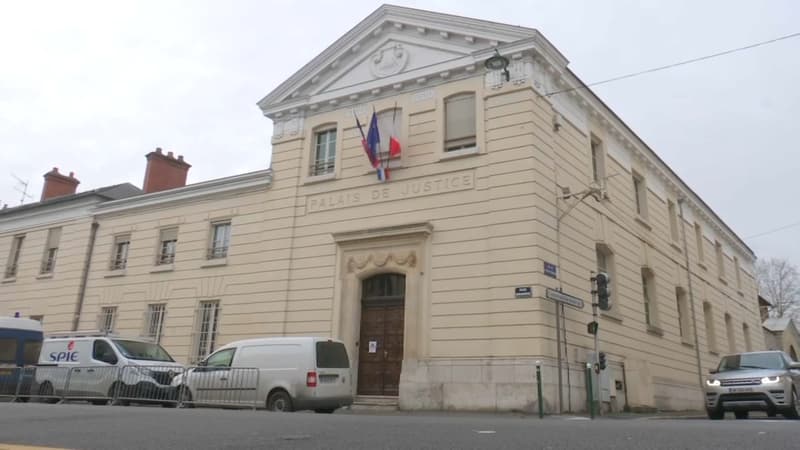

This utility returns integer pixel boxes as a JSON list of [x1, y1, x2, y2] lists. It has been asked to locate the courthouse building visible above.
[[0, 5, 763, 412]]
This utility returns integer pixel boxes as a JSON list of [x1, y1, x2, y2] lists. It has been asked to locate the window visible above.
[[596, 244, 616, 311], [144, 303, 166, 344], [193, 300, 220, 363], [667, 200, 679, 242], [641, 268, 658, 326], [632, 171, 648, 219], [111, 235, 130, 270], [23, 340, 42, 365], [703, 302, 717, 352], [311, 128, 336, 176], [0, 338, 17, 363], [743, 323, 752, 352], [715, 241, 725, 279], [694, 223, 705, 263], [157, 228, 178, 265], [5, 235, 24, 278], [40, 227, 61, 274], [208, 222, 231, 259], [204, 348, 235, 368], [92, 340, 117, 365], [734, 256, 742, 290], [444, 93, 476, 151], [590, 136, 605, 185], [99, 306, 117, 333], [725, 313, 736, 353], [676, 287, 692, 343]]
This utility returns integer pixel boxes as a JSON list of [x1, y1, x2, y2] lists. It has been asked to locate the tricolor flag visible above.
[[367, 110, 390, 181], [388, 105, 402, 158], [354, 113, 376, 168]]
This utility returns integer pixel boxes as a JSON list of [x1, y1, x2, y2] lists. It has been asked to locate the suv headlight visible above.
[[761, 376, 782, 384], [706, 379, 721, 387]]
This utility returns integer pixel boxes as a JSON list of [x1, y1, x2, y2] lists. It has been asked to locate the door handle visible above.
[[73, 369, 81, 373], [87, 369, 95, 373], [220, 377, 228, 381]]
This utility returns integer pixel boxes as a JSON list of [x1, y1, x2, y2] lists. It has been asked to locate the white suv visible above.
[[705, 351, 800, 420]]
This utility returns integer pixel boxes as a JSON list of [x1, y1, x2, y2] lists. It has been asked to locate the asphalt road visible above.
[[0, 403, 798, 450]]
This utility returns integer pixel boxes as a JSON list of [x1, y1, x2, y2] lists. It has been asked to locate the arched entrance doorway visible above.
[[358, 273, 405, 396]]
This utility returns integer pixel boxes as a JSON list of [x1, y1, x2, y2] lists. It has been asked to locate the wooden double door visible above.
[[357, 274, 405, 396]]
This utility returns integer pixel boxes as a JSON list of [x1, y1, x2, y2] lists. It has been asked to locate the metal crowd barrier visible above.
[[177, 366, 260, 410], [3, 365, 260, 410]]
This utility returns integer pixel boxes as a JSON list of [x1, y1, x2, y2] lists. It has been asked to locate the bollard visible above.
[[585, 363, 595, 420], [535, 362, 544, 419]]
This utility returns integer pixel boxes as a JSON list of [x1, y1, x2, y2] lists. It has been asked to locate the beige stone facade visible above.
[[0, 6, 763, 412]]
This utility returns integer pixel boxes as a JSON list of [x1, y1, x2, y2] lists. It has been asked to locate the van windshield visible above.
[[316, 341, 349, 368], [112, 339, 174, 362]]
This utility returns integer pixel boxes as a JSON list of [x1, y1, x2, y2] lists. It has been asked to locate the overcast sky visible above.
[[1, 0, 798, 267]]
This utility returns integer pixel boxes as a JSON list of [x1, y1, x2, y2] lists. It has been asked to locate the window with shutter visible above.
[[40, 228, 61, 274], [444, 93, 476, 152], [157, 228, 178, 265], [111, 234, 131, 270]]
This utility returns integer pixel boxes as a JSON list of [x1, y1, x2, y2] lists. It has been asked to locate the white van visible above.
[[173, 337, 353, 413], [36, 333, 183, 404]]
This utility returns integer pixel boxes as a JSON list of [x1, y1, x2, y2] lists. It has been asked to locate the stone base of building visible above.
[[397, 358, 704, 413]]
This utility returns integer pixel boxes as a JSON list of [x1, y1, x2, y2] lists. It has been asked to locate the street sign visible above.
[[515, 287, 533, 298], [545, 288, 585, 309], [544, 262, 558, 279]]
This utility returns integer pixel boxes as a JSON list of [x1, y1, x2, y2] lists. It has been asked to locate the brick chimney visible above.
[[142, 148, 191, 194], [41, 168, 80, 201]]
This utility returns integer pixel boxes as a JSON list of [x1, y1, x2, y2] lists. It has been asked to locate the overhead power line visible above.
[[545, 31, 800, 97], [745, 221, 800, 240]]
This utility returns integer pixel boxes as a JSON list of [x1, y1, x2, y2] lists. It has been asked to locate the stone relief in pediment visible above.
[[318, 39, 470, 94]]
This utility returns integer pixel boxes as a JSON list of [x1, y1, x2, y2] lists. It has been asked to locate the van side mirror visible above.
[[198, 360, 207, 367], [789, 362, 800, 370]]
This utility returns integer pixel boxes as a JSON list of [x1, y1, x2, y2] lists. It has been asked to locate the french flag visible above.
[[367, 111, 390, 181]]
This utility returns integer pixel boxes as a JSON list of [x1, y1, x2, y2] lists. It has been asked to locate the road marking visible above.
[[473, 430, 496, 434], [0, 445, 72, 450]]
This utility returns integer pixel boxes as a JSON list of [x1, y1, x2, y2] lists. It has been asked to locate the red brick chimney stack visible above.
[[41, 167, 80, 201], [142, 147, 191, 194]]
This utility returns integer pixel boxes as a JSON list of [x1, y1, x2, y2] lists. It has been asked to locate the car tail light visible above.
[[306, 371, 318, 387]]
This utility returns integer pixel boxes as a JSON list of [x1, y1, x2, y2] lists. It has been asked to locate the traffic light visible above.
[[598, 352, 607, 371], [596, 272, 611, 311], [587, 321, 598, 335]]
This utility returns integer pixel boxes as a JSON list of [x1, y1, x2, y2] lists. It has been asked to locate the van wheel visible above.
[[783, 388, 800, 419], [267, 390, 293, 412], [314, 408, 336, 414], [177, 387, 194, 408], [38, 382, 58, 404], [108, 383, 129, 406]]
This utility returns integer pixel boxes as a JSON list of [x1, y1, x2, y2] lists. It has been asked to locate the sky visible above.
[[1, 0, 798, 267]]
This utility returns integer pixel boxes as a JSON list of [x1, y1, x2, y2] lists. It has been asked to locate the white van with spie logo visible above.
[[172, 337, 353, 412], [36, 333, 183, 404]]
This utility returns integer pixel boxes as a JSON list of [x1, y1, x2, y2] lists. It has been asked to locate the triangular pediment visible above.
[[258, 4, 543, 116]]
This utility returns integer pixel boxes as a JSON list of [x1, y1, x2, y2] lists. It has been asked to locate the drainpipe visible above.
[[677, 199, 704, 394], [72, 221, 99, 331]]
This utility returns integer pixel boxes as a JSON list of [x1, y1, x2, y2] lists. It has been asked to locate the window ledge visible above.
[[709, 350, 719, 356], [104, 269, 127, 278], [670, 241, 683, 253], [303, 171, 336, 185], [634, 215, 652, 230], [201, 258, 228, 268], [601, 310, 623, 323], [681, 341, 695, 349], [646, 325, 664, 337], [718, 276, 728, 286], [1, 277, 16, 284], [697, 262, 708, 271], [151, 264, 175, 273], [35, 273, 54, 280], [439, 146, 480, 161]]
